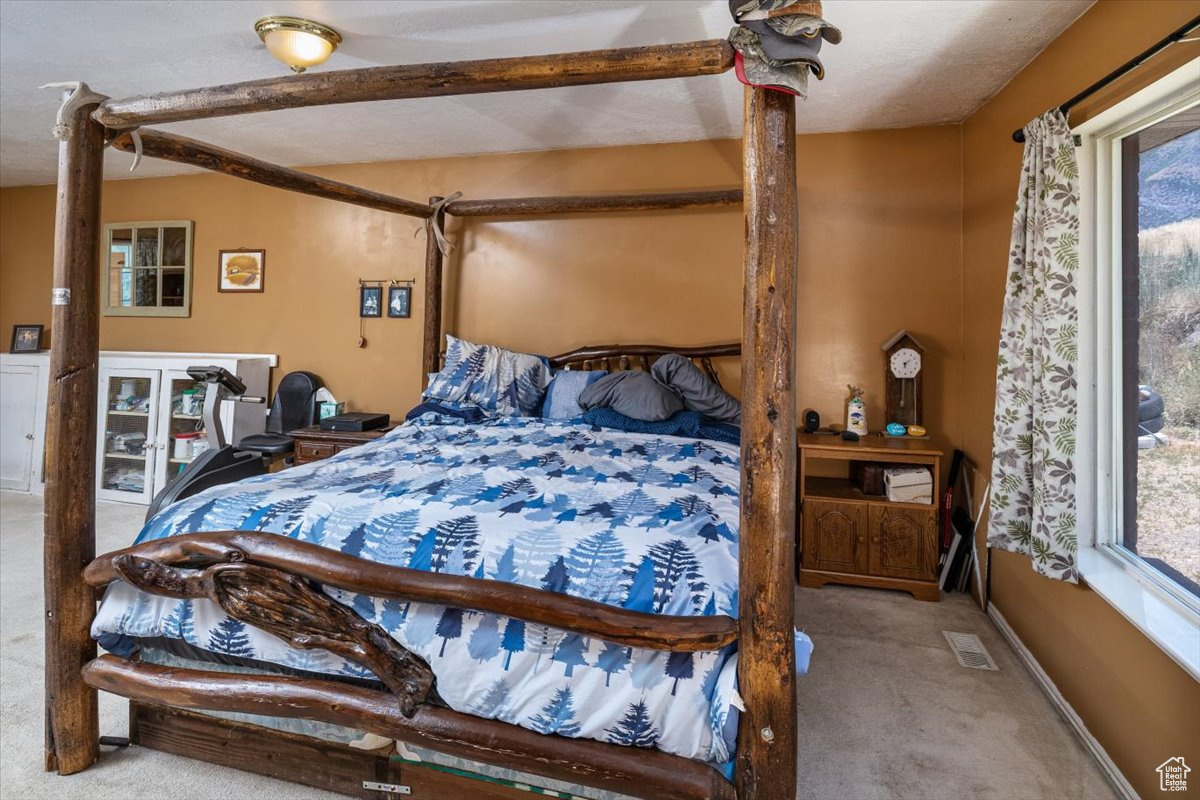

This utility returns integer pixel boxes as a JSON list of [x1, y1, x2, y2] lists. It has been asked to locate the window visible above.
[[1118, 110, 1199, 591], [103, 221, 193, 317], [1076, 61, 1199, 679]]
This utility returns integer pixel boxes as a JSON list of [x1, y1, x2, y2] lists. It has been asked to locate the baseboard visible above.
[[987, 606, 1139, 800]]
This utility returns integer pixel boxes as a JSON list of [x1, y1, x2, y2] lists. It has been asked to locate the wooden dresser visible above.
[[797, 433, 943, 601], [287, 424, 395, 465]]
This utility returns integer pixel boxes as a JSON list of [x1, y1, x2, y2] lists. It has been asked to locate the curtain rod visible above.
[[1011, 15, 1199, 143]]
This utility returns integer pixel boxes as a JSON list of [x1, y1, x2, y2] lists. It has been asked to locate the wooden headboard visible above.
[[546, 343, 740, 390]]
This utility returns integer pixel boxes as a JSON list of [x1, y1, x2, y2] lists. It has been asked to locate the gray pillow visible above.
[[651, 353, 741, 424], [577, 370, 684, 422]]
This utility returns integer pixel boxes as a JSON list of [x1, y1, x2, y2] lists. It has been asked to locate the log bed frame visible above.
[[44, 38, 798, 800]]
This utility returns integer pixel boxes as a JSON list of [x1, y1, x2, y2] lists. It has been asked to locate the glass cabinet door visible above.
[[155, 370, 210, 491], [97, 367, 160, 503]]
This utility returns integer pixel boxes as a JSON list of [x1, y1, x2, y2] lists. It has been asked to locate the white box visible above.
[[884, 467, 932, 504]]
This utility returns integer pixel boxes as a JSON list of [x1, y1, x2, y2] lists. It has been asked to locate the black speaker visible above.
[[803, 409, 820, 433]]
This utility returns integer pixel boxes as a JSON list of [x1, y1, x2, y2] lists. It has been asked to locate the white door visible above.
[[0, 366, 38, 491], [97, 367, 160, 504]]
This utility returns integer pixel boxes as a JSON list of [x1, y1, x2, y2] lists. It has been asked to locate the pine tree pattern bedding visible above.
[[424, 334, 552, 417], [92, 414, 747, 767]]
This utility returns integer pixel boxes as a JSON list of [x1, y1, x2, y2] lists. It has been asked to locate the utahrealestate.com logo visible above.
[[1158, 757, 1191, 792]]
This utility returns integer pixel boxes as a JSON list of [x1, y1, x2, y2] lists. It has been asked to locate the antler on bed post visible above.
[[112, 555, 436, 716]]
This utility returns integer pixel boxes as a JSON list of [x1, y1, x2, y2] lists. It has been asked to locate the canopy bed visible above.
[[43, 26, 810, 800]]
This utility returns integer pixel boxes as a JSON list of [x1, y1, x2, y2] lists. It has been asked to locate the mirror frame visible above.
[[102, 220, 194, 317]]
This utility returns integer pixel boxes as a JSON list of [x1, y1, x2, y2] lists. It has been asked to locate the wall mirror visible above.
[[103, 221, 194, 317]]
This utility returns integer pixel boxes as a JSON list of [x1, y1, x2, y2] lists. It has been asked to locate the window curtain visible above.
[[988, 109, 1080, 583], [134, 236, 158, 306]]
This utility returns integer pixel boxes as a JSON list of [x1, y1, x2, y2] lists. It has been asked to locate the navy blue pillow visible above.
[[581, 408, 740, 445]]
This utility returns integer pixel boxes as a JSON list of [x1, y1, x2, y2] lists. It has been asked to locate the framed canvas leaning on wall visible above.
[[9, 324, 44, 352]]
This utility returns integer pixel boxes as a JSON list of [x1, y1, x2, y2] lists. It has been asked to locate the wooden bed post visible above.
[[736, 86, 798, 799], [43, 95, 105, 774], [421, 195, 446, 387]]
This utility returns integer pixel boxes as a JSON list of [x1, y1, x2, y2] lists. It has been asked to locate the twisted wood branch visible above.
[[112, 554, 435, 716]]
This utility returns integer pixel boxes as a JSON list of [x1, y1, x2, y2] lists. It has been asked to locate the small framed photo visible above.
[[218, 249, 265, 293], [388, 285, 412, 318], [360, 286, 382, 318], [10, 324, 44, 353]]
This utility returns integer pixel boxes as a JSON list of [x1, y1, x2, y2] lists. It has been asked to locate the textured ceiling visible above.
[[0, 0, 1092, 187]]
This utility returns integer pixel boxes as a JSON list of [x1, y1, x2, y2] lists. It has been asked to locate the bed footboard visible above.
[[85, 657, 734, 800], [85, 530, 740, 800]]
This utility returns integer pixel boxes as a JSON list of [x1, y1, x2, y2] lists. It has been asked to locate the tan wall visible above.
[[0, 127, 963, 443], [961, 2, 1200, 797], [3, 4, 1197, 792]]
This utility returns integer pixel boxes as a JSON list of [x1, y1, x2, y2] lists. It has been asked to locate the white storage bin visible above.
[[884, 466, 932, 504]]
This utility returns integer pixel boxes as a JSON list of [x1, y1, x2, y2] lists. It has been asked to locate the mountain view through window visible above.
[[1128, 112, 1199, 593]]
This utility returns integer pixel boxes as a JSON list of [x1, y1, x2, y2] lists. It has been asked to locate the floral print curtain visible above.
[[134, 236, 158, 306], [988, 110, 1080, 583]]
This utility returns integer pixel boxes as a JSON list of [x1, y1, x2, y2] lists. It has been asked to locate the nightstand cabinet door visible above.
[[868, 505, 938, 581], [802, 499, 868, 574]]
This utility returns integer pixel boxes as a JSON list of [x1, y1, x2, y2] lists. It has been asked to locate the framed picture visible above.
[[10, 324, 44, 353], [360, 286, 382, 318], [218, 249, 265, 293], [387, 285, 412, 318]]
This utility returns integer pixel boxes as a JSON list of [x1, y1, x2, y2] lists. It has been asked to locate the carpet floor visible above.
[[0, 491, 1118, 799]]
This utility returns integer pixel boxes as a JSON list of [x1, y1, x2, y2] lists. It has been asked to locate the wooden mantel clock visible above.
[[883, 330, 924, 427]]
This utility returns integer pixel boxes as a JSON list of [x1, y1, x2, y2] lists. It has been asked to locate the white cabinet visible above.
[[0, 351, 274, 502], [96, 353, 274, 504], [0, 353, 50, 491], [96, 366, 161, 503]]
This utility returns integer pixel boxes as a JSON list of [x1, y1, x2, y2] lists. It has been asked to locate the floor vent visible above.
[[943, 631, 999, 671]]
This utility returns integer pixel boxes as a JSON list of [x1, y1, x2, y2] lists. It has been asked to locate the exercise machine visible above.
[[144, 365, 266, 521]]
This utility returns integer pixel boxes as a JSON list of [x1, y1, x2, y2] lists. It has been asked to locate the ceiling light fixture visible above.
[[254, 16, 342, 74]]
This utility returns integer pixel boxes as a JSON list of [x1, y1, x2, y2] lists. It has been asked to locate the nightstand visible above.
[[287, 424, 396, 465], [797, 433, 943, 601]]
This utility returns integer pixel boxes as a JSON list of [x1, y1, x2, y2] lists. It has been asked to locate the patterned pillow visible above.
[[424, 335, 551, 417], [541, 370, 607, 419]]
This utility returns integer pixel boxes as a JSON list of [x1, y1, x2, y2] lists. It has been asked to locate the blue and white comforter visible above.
[[93, 415, 746, 765]]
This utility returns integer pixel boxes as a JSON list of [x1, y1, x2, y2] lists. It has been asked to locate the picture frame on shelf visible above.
[[387, 285, 411, 318], [218, 249, 265, 293], [360, 285, 382, 318], [9, 324, 44, 353]]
